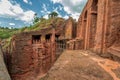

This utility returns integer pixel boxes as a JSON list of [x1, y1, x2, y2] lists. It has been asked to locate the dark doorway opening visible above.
[[45, 34, 52, 42], [55, 35, 60, 40], [32, 35, 41, 44]]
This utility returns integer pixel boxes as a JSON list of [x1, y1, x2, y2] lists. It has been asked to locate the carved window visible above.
[[55, 35, 60, 41], [32, 35, 41, 44], [45, 34, 52, 42]]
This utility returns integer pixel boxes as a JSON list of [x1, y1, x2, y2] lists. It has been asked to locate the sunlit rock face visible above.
[[64, 17, 77, 40], [0, 46, 11, 80], [10, 28, 56, 80], [2, 0, 120, 80], [74, 0, 120, 61]]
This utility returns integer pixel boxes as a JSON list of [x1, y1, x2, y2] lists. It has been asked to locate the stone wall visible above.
[[105, 0, 120, 61], [4, 0, 120, 79], [10, 28, 56, 80], [75, 0, 120, 61], [67, 39, 83, 50], [0, 45, 11, 80], [65, 17, 77, 39]]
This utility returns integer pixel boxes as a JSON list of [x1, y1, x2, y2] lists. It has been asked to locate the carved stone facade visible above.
[[7, 17, 77, 80], [3, 0, 120, 79], [10, 27, 56, 80], [75, 0, 120, 60]]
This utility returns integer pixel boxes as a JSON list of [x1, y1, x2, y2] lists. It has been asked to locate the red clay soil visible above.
[[41, 50, 120, 80]]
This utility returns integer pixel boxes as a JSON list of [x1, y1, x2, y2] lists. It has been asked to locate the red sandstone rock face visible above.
[[5, 0, 120, 79], [106, 0, 120, 48], [104, 0, 120, 61], [10, 28, 56, 80], [64, 17, 77, 39], [75, 0, 120, 61], [0, 45, 11, 80], [67, 39, 83, 50]]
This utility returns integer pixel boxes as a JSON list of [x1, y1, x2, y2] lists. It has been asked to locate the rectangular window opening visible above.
[[32, 35, 41, 44], [45, 34, 52, 42]]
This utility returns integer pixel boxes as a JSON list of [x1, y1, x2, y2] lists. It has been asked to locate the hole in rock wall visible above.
[[55, 35, 60, 40], [32, 35, 41, 44], [45, 34, 52, 42]]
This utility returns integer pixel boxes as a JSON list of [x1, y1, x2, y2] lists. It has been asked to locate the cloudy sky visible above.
[[0, 0, 87, 28]]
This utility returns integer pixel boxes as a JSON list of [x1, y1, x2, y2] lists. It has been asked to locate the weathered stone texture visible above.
[[4, 0, 120, 79], [65, 17, 77, 39], [10, 28, 56, 80], [75, 0, 120, 61], [0, 45, 11, 80], [67, 39, 83, 50], [105, 0, 120, 61]]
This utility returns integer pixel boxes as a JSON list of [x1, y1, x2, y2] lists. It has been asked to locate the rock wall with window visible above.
[[10, 27, 56, 80], [75, 0, 120, 61]]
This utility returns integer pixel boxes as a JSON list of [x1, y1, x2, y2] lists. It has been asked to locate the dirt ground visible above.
[[41, 50, 120, 80]]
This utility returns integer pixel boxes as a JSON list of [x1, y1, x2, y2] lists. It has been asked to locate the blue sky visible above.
[[0, 0, 87, 28]]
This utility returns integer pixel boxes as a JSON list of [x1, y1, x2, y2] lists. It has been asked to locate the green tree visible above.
[[33, 13, 40, 24], [49, 12, 58, 18]]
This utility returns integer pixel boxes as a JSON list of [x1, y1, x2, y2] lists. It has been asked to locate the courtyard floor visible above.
[[41, 50, 120, 80]]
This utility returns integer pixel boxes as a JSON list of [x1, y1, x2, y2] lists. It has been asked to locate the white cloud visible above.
[[20, 11, 35, 23], [53, 7, 59, 13], [70, 13, 80, 20], [43, 15, 49, 19], [63, 15, 69, 19], [0, 0, 35, 23], [29, 1, 32, 5], [51, 0, 61, 3], [41, 4, 51, 18], [9, 23, 15, 26], [43, 4, 47, 12], [23, 0, 28, 3], [41, 4, 50, 14], [51, 0, 87, 20], [0, 22, 1, 24], [23, 0, 32, 5], [59, 5, 63, 11]]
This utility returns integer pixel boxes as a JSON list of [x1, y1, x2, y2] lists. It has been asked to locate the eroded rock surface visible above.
[[43, 50, 120, 80], [0, 46, 11, 80]]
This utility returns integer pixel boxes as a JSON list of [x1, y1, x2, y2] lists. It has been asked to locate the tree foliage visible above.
[[33, 13, 40, 24], [49, 12, 58, 18]]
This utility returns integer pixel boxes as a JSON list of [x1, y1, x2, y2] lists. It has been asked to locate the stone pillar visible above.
[[84, 9, 92, 50], [51, 27, 56, 64], [51, 28, 55, 43], [102, 0, 110, 54], [94, 0, 107, 53]]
